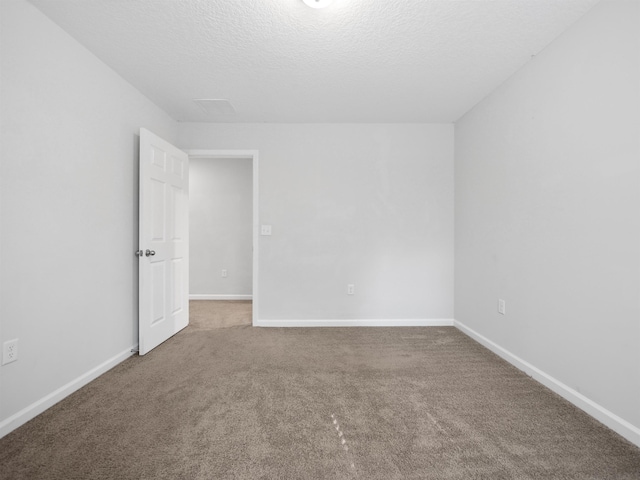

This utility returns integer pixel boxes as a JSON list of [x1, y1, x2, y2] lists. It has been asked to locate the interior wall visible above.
[[190, 157, 253, 298], [455, 0, 639, 435], [0, 0, 177, 428], [178, 124, 454, 322]]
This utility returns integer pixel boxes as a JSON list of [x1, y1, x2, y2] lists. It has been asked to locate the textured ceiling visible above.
[[28, 0, 600, 123]]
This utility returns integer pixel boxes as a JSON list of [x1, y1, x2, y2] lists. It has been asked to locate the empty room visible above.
[[1, 0, 639, 478]]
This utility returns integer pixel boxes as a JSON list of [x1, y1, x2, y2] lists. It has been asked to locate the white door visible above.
[[138, 128, 189, 355]]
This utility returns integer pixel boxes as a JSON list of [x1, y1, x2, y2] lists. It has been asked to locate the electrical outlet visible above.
[[498, 299, 506, 315], [2, 339, 18, 365], [347, 284, 355, 295], [260, 225, 272, 236], [221, 269, 228, 278]]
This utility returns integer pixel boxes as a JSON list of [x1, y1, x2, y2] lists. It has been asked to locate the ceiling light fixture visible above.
[[302, 0, 333, 9]]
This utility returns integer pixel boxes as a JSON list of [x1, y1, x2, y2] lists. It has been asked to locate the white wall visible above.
[[190, 157, 253, 298], [179, 124, 454, 323], [0, 0, 176, 432], [455, 0, 639, 442]]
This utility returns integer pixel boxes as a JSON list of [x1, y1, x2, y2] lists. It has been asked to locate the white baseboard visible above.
[[0, 345, 136, 439], [190, 294, 252, 301], [255, 319, 454, 327], [454, 320, 640, 448]]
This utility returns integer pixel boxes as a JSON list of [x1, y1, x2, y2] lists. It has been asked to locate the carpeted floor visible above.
[[189, 299, 252, 329], [1, 301, 639, 479]]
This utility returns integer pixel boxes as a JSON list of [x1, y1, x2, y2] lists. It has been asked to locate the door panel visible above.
[[139, 128, 189, 355]]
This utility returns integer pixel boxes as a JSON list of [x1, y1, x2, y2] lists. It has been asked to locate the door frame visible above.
[[186, 149, 259, 326]]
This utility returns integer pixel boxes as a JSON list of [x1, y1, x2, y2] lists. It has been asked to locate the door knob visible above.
[[145, 249, 156, 257]]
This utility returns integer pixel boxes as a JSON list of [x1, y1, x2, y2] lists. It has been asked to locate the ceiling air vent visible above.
[[193, 99, 236, 117]]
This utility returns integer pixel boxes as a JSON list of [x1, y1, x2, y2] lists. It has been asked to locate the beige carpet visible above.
[[189, 300, 252, 329], [1, 302, 639, 479]]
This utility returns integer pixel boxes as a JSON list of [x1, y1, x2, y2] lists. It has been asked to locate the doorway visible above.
[[186, 150, 259, 326]]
